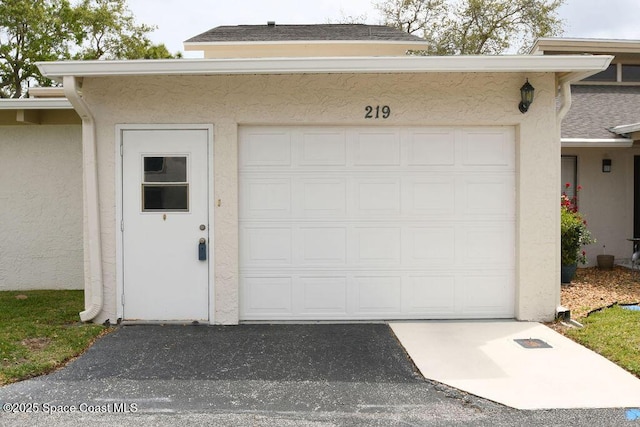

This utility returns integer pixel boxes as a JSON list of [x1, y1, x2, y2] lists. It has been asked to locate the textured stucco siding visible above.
[[0, 125, 83, 290], [81, 72, 560, 324], [561, 146, 639, 266]]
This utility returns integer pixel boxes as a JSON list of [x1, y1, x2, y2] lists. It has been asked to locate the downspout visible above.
[[556, 79, 572, 124], [63, 76, 103, 322]]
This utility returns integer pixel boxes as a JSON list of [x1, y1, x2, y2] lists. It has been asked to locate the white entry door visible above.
[[122, 129, 209, 321]]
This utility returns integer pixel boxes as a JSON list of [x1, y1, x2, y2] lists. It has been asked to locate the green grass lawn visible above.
[[2, 290, 639, 386], [566, 305, 640, 378], [0, 290, 107, 385]]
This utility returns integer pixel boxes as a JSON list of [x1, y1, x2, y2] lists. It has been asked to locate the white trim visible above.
[[206, 125, 215, 325], [609, 123, 640, 135], [561, 138, 633, 148], [36, 55, 613, 82], [115, 124, 215, 323], [531, 37, 640, 54], [536, 37, 640, 44], [115, 128, 123, 321], [0, 98, 72, 110]]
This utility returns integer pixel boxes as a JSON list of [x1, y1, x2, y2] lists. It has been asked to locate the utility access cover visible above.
[[514, 338, 552, 349]]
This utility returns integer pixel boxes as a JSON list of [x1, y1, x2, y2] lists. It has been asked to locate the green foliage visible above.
[[566, 306, 640, 378], [71, 0, 166, 60], [561, 206, 593, 265], [0, 0, 180, 98], [375, 0, 565, 54], [0, 0, 73, 98], [560, 187, 594, 265], [0, 290, 106, 385]]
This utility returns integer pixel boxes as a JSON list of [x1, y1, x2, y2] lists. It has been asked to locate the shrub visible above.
[[561, 184, 594, 265]]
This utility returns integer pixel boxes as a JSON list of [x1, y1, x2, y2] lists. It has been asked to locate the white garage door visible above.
[[239, 126, 515, 320]]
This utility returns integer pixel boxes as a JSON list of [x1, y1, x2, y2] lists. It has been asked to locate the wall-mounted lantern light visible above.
[[602, 158, 612, 173], [519, 79, 535, 114]]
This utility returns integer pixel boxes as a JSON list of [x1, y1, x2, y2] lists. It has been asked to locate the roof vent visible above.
[[267, 21, 276, 27]]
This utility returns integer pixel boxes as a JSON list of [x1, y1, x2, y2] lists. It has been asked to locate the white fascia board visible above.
[[609, 123, 640, 135], [0, 98, 72, 110], [561, 138, 633, 148], [36, 55, 613, 81], [532, 37, 640, 55]]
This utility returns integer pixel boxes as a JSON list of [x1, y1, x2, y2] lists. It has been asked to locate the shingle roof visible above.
[[562, 85, 640, 139], [185, 24, 425, 43]]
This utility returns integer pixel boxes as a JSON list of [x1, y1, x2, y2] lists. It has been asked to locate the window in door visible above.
[[142, 156, 189, 211]]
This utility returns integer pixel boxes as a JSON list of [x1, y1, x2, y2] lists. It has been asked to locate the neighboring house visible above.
[[1, 24, 611, 324], [0, 89, 83, 291], [531, 39, 640, 266]]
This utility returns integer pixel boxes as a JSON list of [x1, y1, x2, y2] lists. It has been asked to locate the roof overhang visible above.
[[531, 38, 640, 55], [609, 122, 640, 135], [561, 138, 634, 148], [0, 98, 72, 110], [37, 55, 613, 82]]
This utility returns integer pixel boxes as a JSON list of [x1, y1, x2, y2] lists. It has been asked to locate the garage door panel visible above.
[[404, 177, 456, 216], [458, 274, 515, 315], [461, 176, 515, 218], [243, 277, 293, 313], [352, 227, 402, 265], [407, 275, 456, 314], [299, 131, 347, 166], [300, 277, 348, 314], [459, 225, 515, 266], [405, 130, 456, 166], [241, 131, 292, 167], [355, 276, 402, 313], [239, 126, 515, 320], [298, 226, 347, 265], [354, 178, 401, 215], [403, 226, 456, 266], [241, 178, 292, 218], [461, 128, 515, 168], [353, 131, 401, 166], [241, 226, 292, 266], [297, 178, 347, 218]]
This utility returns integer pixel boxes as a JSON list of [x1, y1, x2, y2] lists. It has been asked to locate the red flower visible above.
[[565, 183, 571, 188]]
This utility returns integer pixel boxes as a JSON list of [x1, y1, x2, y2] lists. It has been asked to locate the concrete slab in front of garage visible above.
[[390, 320, 640, 410]]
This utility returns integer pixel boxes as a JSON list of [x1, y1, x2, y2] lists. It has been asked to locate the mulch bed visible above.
[[561, 266, 640, 319]]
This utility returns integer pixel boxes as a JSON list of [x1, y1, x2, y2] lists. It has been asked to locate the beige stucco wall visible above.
[[562, 146, 640, 265], [81, 71, 560, 324], [0, 125, 83, 290]]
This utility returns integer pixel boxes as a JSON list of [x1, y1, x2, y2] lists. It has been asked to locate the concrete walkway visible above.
[[390, 320, 640, 410]]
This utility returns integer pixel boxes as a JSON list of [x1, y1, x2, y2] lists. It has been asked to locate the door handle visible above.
[[198, 238, 207, 261]]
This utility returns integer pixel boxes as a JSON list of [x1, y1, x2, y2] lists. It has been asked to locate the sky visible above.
[[126, 0, 640, 57]]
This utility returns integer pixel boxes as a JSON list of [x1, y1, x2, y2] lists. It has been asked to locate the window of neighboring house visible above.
[[583, 64, 617, 82], [622, 64, 640, 82], [561, 155, 578, 202]]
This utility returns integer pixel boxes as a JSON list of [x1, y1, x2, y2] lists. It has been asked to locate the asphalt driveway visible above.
[[49, 324, 418, 382], [0, 324, 632, 426]]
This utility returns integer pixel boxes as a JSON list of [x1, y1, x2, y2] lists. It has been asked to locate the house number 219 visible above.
[[365, 105, 391, 119]]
